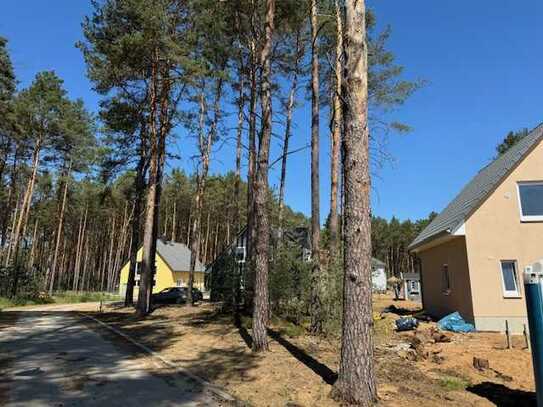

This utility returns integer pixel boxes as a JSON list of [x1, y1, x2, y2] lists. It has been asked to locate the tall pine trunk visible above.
[[278, 32, 302, 234], [252, 0, 275, 353], [234, 55, 245, 233], [137, 52, 161, 317], [329, 0, 343, 254], [125, 143, 147, 306], [188, 74, 224, 303], [48, 164, 71, 295], [6, 137, 41, 268], [333, 0, 377, 403], [188, 89, 208, 306], [309, 0, 323, 335]]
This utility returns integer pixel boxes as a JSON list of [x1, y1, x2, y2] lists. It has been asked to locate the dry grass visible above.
[[84, 296, 536, 406]]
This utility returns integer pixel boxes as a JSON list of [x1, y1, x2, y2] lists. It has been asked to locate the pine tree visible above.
[[309, 0, 323, 335], [252, 0, 275, 353], [80, 0, 194, 315], [332, 0, 377, 404]]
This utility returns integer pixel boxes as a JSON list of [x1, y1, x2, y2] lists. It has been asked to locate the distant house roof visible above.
[[409, 123, 543, 251], [157, 240, 205, 272]]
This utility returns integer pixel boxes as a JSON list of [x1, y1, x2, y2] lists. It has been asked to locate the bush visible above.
[[269, 242, 311, 324]]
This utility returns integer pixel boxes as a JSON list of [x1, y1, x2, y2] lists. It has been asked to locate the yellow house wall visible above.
[[464, 139, 543, 332], [119, 247, 206, 297], [417, 237, 475, 322]]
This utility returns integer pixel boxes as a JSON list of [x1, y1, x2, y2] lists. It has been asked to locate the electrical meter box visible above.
[[524, 259, 543, 284]]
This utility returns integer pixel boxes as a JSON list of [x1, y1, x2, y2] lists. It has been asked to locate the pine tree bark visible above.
[[1, 144, 18, 248], [188, 89, 208, 306], [5, 136, 42, 267], [252, 0, 275, 353], [245, 2, 258, 308], [125, 144, 147, 306], [72, 206, 88, 291], [189, 72, 223, 303], [278, 32, 302, 234], [137, 51, 160, 316], [106, 216, 116, 291], [171, 201, 176, 241], [137, 54, 171, 316], [329, 0, 343, 254], [27, 219, 39, 272], [309, 0, 323, 335], [48, 164, 71, 295], [234, 55, 245, 234], [332, 0, 377, 403]]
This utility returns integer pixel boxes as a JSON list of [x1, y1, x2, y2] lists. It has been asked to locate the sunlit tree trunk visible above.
[[48, 164, 71, 295], [234, 56, 245, 233], [278, 32, 302, 234], [329, 0, 343, 254], [333, 0, 377, 403], [188, 73, 223, 304], [252, 0, 275, 353], [6, 136, 42, 267], [171, 201, 176, 241], [245, 1, 258, 308], [137, 52, 170, 316], [309, 0, 323, 335], [125, 142, 147, 305]]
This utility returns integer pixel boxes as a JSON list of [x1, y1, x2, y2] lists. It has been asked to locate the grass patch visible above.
[[271, 316, 305, 338], [0, 291, 119, 310], [438, 375, 471, 391], [0, 295, 53, 310], [52, 291, 120, 304]]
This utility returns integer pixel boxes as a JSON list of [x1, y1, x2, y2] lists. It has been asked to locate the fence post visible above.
[[524, 264, 543, 407]]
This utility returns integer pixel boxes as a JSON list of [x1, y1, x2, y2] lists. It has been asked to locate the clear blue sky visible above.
[[1, 1, 542, 223]]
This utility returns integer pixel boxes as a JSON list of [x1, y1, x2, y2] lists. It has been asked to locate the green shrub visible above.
[[438, 376, 470, 391]]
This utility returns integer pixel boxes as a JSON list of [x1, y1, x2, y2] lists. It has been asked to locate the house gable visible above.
[[464, 133, 543, 330], [410, 123, 543, 251]]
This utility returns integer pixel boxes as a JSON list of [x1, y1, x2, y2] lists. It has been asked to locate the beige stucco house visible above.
[[409, 124, 543, 332]]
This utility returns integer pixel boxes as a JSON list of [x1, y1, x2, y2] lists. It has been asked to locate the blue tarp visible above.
[[437, 312, 475, 333]]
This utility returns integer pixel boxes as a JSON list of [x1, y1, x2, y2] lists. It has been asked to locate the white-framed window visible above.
[[235, 246, 246, 264], [500, 260, 521, 298], [517, 182, 543, 222], [176, 279, 184, 287], [442, 264, 451, 294]]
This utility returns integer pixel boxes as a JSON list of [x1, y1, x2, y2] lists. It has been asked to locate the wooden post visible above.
[[506, 320, 512, 349], [524, 323, 530, 351]]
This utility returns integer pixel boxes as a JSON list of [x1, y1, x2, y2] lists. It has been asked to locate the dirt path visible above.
[[0, 307, 226, 406]]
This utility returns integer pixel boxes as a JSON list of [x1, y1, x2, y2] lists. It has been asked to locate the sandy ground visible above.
[[7, 296, 536, 406], [0, 308, 228, 406]]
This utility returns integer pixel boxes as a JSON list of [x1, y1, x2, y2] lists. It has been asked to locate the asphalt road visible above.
[[0, 307, 223, 406]]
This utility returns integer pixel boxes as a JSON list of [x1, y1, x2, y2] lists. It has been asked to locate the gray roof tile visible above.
[[157, 240, 205, 272], [409, 124, 543, 250]]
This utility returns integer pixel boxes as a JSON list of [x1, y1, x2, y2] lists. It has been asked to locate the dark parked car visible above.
[[185, 287, 203, 302], [152, 287, 203, 304], [152, 287, 187, 304]]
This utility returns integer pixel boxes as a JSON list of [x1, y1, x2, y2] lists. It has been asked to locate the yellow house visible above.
[[410, 124, 543, 332], [119, 240, 206, 298]]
